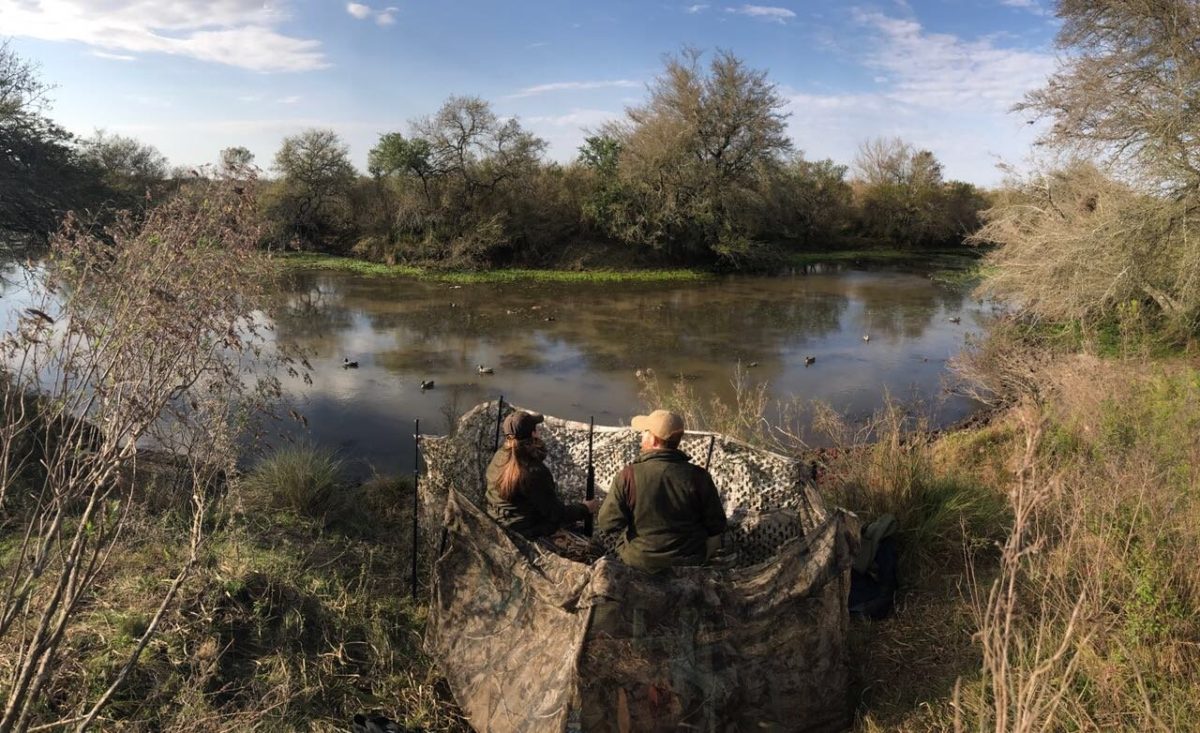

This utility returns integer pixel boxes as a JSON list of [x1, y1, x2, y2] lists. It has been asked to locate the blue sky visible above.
[[1, 0, 1060, 185]]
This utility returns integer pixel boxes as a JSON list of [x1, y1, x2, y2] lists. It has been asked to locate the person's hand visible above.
[[583, 499, 601, 514]]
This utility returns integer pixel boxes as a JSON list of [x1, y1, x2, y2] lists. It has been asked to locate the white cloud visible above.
[[507, 80, 641, 99], [1000, 0, 1049, 15], [685, 4, 710, 13], [783, 12, 1056, 184], [277, 95, 302, 105], [725, 5, 796, 22], [0, 0, 327, 72], [345, 2, 398, 26], [524, 109, 619, 128], [853, 11, 1054, 111], [346, 3, 372, 19], [91, 50, 137, 61], [376, 7, 398, 26]]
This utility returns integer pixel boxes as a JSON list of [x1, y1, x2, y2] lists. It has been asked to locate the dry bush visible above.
[[973, 162, 1200, 339], [0, 177, 293, 732], [635, 364, 778, 449], [952, 357, 1200, 731]]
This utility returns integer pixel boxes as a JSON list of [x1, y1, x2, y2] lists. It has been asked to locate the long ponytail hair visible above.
[[496, 435, 546, 500]]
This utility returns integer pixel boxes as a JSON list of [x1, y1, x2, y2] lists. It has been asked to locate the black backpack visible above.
[[848, 514, 899, 620]]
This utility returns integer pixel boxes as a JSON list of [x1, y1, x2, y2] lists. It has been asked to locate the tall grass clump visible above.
[[813, 401, 1008, 580], [240, 444, 350, 522], [951, 352, 1200, 732]]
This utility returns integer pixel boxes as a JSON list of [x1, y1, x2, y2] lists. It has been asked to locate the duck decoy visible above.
[[544, 316, 556, 322], [862, 334, 871, 342], [949, 316, 961, 324], [477, 365, 494, 375], [804, 356, 816, 366], [420, 380, 434, 390], [747, 361, 759, 368], [343, 358, 359, 369]]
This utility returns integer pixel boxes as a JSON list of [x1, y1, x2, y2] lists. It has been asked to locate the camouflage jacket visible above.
[[484, 448, 589, 539], [596, 448, 727, 573]]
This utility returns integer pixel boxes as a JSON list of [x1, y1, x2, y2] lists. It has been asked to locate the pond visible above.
[[267, 262, 995, 477]]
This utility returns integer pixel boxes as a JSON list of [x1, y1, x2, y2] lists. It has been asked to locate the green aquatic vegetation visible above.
[[272, 252, 709, 283]]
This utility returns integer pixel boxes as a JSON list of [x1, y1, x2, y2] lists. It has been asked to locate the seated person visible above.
[[596, 409, 728, 572], [485, 411, 599, 539]]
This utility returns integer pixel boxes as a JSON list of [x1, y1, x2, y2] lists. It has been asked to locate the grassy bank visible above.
[[18, 325, 1198, 731], [636, 346, 1200, 731], [272, 247, 982, 284], [271, 251, 711, 283], [10, 449, 462, 731]]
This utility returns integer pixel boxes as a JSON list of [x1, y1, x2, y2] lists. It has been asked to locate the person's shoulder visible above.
[[685, 462, 715, 484]]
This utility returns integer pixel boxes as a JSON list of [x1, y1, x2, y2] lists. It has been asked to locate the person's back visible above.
[[485, 411, 597, 539], [597, 410, 727, 573]]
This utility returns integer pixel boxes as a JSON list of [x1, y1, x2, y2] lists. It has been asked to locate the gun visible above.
[[584, 416, 595, 536], [704, 434, 716, 471], [411, 418, 420, 600], [493, 395, 504, 451]]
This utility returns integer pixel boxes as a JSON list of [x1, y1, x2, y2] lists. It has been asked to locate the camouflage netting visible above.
[[421, 402, 859, 733]]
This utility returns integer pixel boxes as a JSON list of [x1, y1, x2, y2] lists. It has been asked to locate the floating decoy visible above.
[[477, 365, 494, 375], [544, 316, 556, 322], [805, 356, 816, 366], [747, 361, 759, 368], [420, 380, 434, 390], [949, 316, 961, 324], [862, 334, 871, 342], [342, 358, 359, 369]]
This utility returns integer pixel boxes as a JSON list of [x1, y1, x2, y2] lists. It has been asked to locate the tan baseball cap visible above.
[[631, 409, 685, 440]]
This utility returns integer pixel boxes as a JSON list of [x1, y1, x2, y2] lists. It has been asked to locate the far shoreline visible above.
[[270, 246, 983, 284]]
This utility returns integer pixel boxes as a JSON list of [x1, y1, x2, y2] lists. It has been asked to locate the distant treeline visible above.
[[2, 44, 990, 270]]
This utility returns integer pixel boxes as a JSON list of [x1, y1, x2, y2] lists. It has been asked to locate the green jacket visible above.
[[484, 448, 589, 539], [596, 448, 727, 573]]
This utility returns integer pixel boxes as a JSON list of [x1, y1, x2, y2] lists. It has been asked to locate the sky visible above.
[[0, 0, 1062, 185]]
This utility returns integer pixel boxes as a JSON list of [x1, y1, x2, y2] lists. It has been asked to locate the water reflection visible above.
[[265, 267, 991, 477]]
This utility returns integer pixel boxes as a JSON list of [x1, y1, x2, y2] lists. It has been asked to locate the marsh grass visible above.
[[32, 450, 464, 732], [239, 443, 349, 523], [273, 251, 710, 283]]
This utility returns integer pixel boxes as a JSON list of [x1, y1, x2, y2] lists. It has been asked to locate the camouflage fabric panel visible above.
[[575, 511, 858, 733], [425, 490, 592, 733], [421, 402, 831, 564]]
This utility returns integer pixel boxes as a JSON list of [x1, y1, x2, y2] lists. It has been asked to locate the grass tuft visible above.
[[239, 444, 350, 523]]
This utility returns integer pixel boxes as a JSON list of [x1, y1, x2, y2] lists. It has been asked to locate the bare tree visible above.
[[1021, 0, 1200, 193], [0, 177, 291, 732]]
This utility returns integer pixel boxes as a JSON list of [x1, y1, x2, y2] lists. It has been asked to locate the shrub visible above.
[[240, 445, 351, 522]]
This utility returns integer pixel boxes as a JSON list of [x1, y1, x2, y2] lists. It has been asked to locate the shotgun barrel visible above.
[[704, 434, 716, 471], [493, 396, 504, 452], [584, 416, 595, 536], [411, 418, 420, 600]]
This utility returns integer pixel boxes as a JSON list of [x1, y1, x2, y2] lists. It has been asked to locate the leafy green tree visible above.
[[0, 42, 107, 245], [267, 128, 357, 250], [218, 146, 256, 179], [599, 48, 792, 263], [78, 130, 171, 206], [578, 135, 621, 175], [852, 138, 976, 247], [364, 97, 548, 267], [761, 155, 854, 245]]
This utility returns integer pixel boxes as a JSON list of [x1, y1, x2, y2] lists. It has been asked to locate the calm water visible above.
[[265, 264, 995, 476]]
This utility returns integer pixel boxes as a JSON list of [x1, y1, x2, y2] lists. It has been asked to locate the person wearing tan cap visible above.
[[596, 409, 727, 572], [485, 410, 601, 540]]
